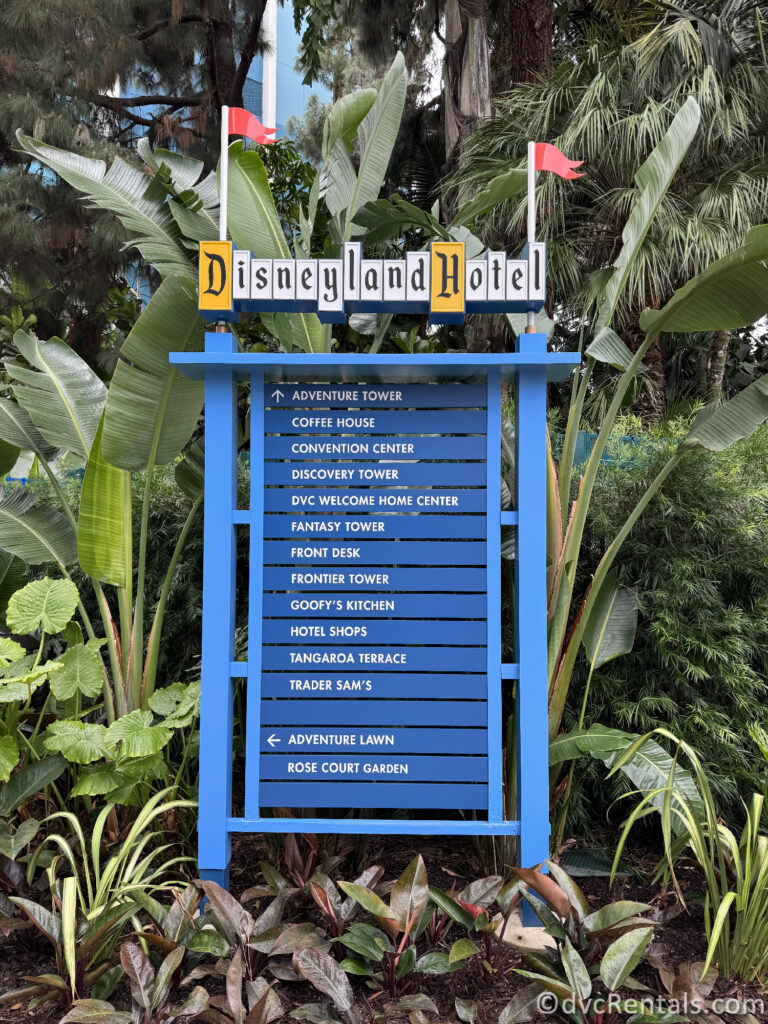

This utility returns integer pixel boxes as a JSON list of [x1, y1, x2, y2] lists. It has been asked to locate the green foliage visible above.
[[501, 862, 656, 1023], [612, 730, 768, 986], [62, 943, 209, 1024], [11, 789, 192, 1003], [570, 426, 768, 822]]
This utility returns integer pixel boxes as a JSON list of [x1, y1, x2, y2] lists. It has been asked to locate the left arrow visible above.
[[267, 733, 281, 747]]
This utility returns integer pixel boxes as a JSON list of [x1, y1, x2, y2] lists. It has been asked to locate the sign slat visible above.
[[261, 754, 487, 782], [261, 646, 487, 671], [265, 463, 486, 486], [263, 567, 486, 591], [259, 781, 488, 810], [265, 410, 486, 433], [263, 541, 487, 566], [264, 620, 485, 644], [260, 726, 487, 753], [263, 516, 487, 540], [264, 489, 487, 512], [264, 383, 487, 408], [265, 437, 487, 460], [263, 594, 487, 616], [261, 673, 488, 699], [259, 699, 487, 727]]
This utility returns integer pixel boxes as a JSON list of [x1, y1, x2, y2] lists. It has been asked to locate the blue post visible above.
[[486, 369, 503, 823], [245, 372, 265, 820], [515, 334, 551, 921], [198, 332, 238, 889]]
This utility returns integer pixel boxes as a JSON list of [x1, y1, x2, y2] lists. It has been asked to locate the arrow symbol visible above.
[[267, 733, 281, 747], [271, 388, 284, 403]]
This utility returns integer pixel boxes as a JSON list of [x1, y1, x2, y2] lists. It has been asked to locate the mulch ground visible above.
[[2, 832, 766, 1024]]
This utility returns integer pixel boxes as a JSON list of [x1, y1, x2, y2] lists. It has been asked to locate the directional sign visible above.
[[263, 515, 487, 540], [265, 436, 486, 460], [259, 380, 490, 809], [264, 488, 487, 512], [265, 410, 485, 434], [264, 383, 488, 408]]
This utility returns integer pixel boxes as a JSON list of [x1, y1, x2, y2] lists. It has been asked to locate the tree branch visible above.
[[136, 12, 204, 41], [102, 93, 204, 108]]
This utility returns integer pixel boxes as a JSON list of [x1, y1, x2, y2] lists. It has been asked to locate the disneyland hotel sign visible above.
[[198, 240, 545, 324]]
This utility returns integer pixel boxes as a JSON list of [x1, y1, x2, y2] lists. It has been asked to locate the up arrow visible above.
[[267, 733, 281, 747], [271, 388, 284, 403]]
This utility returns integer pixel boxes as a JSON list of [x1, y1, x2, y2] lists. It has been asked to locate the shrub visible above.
[[567, 424, 768, 826]]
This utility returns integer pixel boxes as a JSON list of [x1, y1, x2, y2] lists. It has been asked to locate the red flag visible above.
[[534, 143, 583, 179], [227, 107, 277, 145]]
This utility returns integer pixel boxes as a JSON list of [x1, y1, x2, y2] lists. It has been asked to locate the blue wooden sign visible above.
[[169, 341, 580, 891]]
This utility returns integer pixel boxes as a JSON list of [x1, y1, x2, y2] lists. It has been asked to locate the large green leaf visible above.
[[0, 734, 20, 783], [582, 572, 638, 670], [0, 440, 19, 476], [6, 577, 78, 634], [390, 855, 429, 933], [7, 332, 106, 459], [450, 167, 527, 229], [16, 132, 193, 280], [43, 721, 108, 764], [549, 724, 705, 825], [105, 710, 172, 757], [102, 277, 204, 470], [680, 374, 768, 452], [0, 490, 76, 566], [323, 88, 378, 155], [0, 755, 66, 815], [0, 399, 60, 460], [599, 926, 653, 991], [342, 51, 407, 238], [78, 414, 131, 586], [0, 551, 28, 624], [352, 197, 449, 245], [295, 948, 354, 1013], [228, 144, 290, 259], [585, 327, 637, 371], [596, 97, 701, 330], [50, 641, 105, 701], [640, 225, 768, 335], [228, 147, 326, 353], [175, 438, 204, 500]]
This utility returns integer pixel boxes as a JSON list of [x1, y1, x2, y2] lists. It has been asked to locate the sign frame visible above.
[[170, 338, 580, 890]]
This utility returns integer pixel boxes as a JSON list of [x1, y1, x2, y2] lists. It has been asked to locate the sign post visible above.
[[171, 342, 580, 893]]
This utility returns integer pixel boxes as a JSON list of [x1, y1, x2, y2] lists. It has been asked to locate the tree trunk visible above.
[[443, 0, 492, 167], [623, 319, 666, 425], [694, 346, 709, 398], [493, 0, 553, 90], [203, 0, 237, 107], [707, 330, 730, 400]]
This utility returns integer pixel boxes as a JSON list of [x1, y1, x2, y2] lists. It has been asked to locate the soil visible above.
[[1, 834, 766, 1024]]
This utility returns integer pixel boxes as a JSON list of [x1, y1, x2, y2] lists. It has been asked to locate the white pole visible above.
[[219, 105, 229, 242], [526, 140, 536, 332]]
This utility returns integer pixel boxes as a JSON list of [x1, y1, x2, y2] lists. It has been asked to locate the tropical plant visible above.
[[453, 0, 768, 413], [188, 879, 327, 985], [500, 862, 658, 1023], [611, 729, 768, 986], [0, 573, 200, 805], [567, 423, 768, 827], [61, 942, 209, 1024], [8, 789, 192, 1004]]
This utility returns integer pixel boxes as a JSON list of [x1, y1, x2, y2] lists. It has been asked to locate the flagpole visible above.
[[526, 140, 536, 333], [219, 105, 229, 242]]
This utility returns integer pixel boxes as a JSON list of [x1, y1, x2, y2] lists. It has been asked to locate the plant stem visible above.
[[129, 465, 155, 710], [141, 494, 202, 704]]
